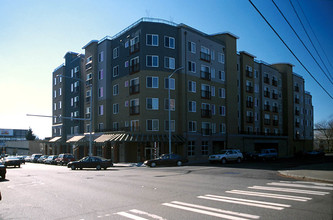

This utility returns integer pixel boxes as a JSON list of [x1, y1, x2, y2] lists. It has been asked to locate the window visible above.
[[188, 61, 196, 73], [113, 84, 119, 96], [164, 99, 175, 111], [113, 65, 119, 77], [58, 101, 62, 109], [146, 98, 159, 110], [54, 103, 56, 111], [131, 120, 140, 132], [219, 106, 226, 116], [146, 76, 159, 88], [146, 55, 159, 67], [58, 88, 62, 96], [71, 98, 73, 106], [54, 77, 57, 85], [211, 50, 215, 61], [212, 123, 216, 134], [164, 78, 175, 90], [188, 141, 195, 156], [125, 61, 129, 68], [219, 71, 225, 81], [164, 36, 175, 49], [219, 88, 225, 98], [188, 41, 196, 53], [125, 40, 129, 48], [98, 69, 104, 80], [211, 104, 215, 115], [86, 56, 92, 63], [218, 52, 225, 63], [220, 123, 226, 134], [211, 86, 215, 96], [188, 81, 196, 93], [113, 122, 119, 131], [98, 51, 104, 62], [113, 103, 119, 114], [147, 119, 159, 131], [98, 105, 104, 115], [113, 47, 119, 59], [98, 87, 103, 98], [146, 34, 158, 46], [188, 121, 197, 132], [164, 57, 175, 69], [54, 90, 56, 98], [188, 101, 196, 112], [201, 141, 209, 155], [255, 84, 259, 93], [165, 120, 175, 132]]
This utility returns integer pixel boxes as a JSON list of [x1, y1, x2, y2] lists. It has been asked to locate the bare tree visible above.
[[315, 119, 333, 152]]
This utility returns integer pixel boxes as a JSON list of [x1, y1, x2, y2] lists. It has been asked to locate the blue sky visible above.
[[0, 0, 332, 139]]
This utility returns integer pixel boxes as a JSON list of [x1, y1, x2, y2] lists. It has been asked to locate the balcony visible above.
[[272, 93, 278, 99], [264, 91, 270, 98], [246, 85, 254, 93], [264, 77, 270, 84], [246, 101, 254, 108], [295, 98, 300, 104], [272, 106, 278, 113], [86, 79, 92, 86], [129, 63, 140, 74], [295, 109, 300, 116], [201, 128, 212, 136], [85, 97, 91, 102], [295, 86, 300, 92], [129, 84, 140, 95], [295, 122, 300, 128], [201, 90, 211, 99], [272, 79, 278, 86], [246, 116, 254, 123], [85, 62, 92, 70], [200, 52, 211, 62], [246, 70, 253, 78], [273, 120, 279, 126], [264, 104, 270, 111], [200, 71, 211, 81], [130, 42, 140, 54], [129, 106, 140, 115], [264, 119, 271, 125], [201, 109, 212, 118]]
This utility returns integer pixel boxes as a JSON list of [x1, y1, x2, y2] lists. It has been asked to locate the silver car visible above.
[[209, 149, 243, 164]]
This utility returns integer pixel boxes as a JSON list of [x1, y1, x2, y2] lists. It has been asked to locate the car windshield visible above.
[[218, 150, 228, 154]]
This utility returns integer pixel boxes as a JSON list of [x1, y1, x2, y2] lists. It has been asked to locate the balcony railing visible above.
[[264, 104, 270, 111], [200, 52, 211, 62], [246, 70, 253, 78], [201, 90, 211, 99], [264, 91, 270, 98], [272, 79, 278, 86], [264, 119, 271, 125], [246, 101, 254, 108], [85, 62, 92, 70], [129, 63, 140, 74], [295, 86, 300, 92], [246, 86, 253, 93], [264, 77, 270, 84], [130, 42, 140, 54], [295, 98, 300, 104], [200, 71, 211, 81], [129, 84, 140, 95], [86, 97, 91, 102], [201, 109, 212, 118], [295, 109, 300, 116], [201, 128, 212, 136], [129, 106, 140, 115], [246, 116, 254, 123], [239, 130, 287, 136]]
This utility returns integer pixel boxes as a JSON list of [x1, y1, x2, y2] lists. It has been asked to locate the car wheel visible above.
[[221, 158, 227, 164], [151, 162, 156, 167], [1, 174, 5, 180], [237, 157, 241, 163], [104, 167, 107, 170], [71, 165, 76, 170], [96, 165, 101, 170], [177, 161, 182, 166]]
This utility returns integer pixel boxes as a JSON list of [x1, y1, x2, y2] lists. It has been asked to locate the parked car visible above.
[[31, 154, 42, 163], [56, 153, 75, 166], [144, 154, 188, 167], [37, 155, 49, 163], [254, 148, 278, 161], [67, 156, 113, 170], [0, 162, 6, 179], [1, 156, 22, 168], [17, 156, 26, 164], [304, 150, 325, 159], [25, 156, 32, 162], [45, 155, 58, 165], [209, 149, 243, 164]]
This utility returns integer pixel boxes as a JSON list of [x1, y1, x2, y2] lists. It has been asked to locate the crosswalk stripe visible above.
[[226, 190, 312, 201], [198, 195, 289, 210], [129, 210, 166, 220], [163, 202, 255, 220], [116, 211, 148, 220], [249, 186, 329, 195], [267, 182, 333, 190], [280, 181, 333, 187]]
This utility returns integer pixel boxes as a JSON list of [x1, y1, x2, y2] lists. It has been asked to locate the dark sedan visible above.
[[144, 154, 188, 167], [0, 162, 6, 179], [67, 156, 113, 170], [1, 156, 22, 168]]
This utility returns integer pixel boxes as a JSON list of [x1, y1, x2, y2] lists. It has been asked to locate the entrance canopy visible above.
[[94, 133, 185, 143], [66, 135, 85, 144], [49, 136, 62, 143]]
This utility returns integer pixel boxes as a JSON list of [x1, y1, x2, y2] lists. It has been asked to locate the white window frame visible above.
[[188, 81, 196, 93], [113, 65, 119, 77], [146, 34, 159, 46], [113, 47, 119, 59], [113, 84, 119, 96], [188, 121, 197, 132], [164, 120, 175, 132], [164, 78, 175, 90], [146, 55, 159, 67], [164, 57, 175, 70], [188, 41, 196, 53], [146, 76, 159, 88], [164, 36, 175, 49], [188, 101, 196, 112], [146, 98, 159, 110], [147, 119, 159, 131], [188, 61, 196, 73], [113, 103, 119, 114]]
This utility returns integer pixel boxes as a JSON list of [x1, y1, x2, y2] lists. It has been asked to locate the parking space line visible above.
[[226, 190, 312, 201], [249, 186, 330, 195]]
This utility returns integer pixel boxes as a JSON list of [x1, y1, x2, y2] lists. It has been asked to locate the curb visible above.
[[278, 171, 333, 184]]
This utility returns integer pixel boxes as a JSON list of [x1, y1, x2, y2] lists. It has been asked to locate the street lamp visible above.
[[168, 67, 184, 155], [57, 74, 93, 157]]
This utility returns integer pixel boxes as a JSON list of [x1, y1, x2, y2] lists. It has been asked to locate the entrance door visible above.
[[145, 142, 159, 160]]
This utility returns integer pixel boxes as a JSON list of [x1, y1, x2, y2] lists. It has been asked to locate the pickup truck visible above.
[[254, 148, 278, 161]]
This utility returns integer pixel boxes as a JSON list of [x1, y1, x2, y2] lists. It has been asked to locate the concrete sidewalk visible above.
[[279, 162, 333, 183]]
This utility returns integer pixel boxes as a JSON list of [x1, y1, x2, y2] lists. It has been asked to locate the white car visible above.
[[209, 149, 243, 164]]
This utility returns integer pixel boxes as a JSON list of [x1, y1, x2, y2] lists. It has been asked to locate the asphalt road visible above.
[[0, 162, 332, 220]]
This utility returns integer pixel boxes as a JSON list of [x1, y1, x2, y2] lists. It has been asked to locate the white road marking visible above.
[[249, 186, 330, 195], [130, 209, 166, 220], [267, 182, 333, 190], [163, 202, 255, 220], [280, 181, 333, 187], [226, 190, 312, 201], [116, 211, 149, 220], [198, 195, 290, 210], [165, 201, 260, 219]]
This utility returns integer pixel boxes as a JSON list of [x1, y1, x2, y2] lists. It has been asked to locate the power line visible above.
[[248, 0, 333, 100], [272, 0, 333, 85], [294, 0, 333, 79]]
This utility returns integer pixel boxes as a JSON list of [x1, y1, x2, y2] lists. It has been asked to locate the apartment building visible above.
[[51, 18, 313, 162]]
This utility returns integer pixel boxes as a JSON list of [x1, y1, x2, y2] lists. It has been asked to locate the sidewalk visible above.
[[279, 162, 333, 183]]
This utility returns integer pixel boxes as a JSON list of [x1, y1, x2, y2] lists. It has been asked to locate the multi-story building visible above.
[[51, 18, 313, 162]]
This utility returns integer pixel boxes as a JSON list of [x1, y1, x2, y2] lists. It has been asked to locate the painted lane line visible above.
[[129, 209, 166, 220], [249, 186, 330, 195], [162, 202, 252, 220], [168, 201, 260, 219], [204, 195, 290, 207], [226, 190, 312, 201], [267, 182, 333, 190], [280, 181, 333, 187], [198, 196, 286, 210], [116, 211, 149, 220]]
